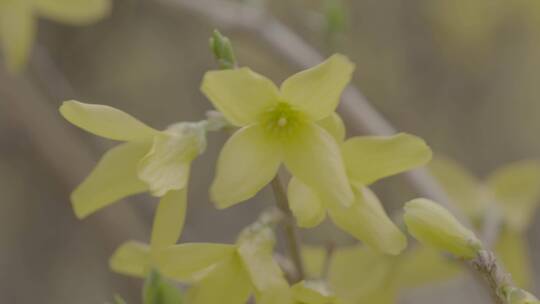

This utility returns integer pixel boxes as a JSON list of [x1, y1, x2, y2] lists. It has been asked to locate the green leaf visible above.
[[144, 270, 183, 304], [486, 159, 540, 231], [342, 133, 432, 185], [34, 0, 111, 25], [0, 0, 35, 73]]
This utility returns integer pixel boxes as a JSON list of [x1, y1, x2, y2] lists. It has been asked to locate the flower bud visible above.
[[404, 198, 482, 259]]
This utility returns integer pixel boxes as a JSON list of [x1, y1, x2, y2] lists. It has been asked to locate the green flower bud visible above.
[[404, 198, 483, 259], [209, 30, 237, 70]]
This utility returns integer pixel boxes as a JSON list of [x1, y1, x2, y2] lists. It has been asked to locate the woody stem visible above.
[[270, 176, 305, 283]]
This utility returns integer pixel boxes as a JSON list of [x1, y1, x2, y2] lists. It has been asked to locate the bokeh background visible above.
[[1, 0, 539, 303]]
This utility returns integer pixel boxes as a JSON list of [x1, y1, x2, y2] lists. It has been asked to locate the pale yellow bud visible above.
[[404, 198, 482, 259]]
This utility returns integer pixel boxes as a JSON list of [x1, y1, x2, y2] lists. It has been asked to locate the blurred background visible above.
[[1, 0, 539, 303]]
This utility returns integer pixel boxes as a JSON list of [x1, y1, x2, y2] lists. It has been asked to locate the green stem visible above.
[[270, 176, 305, 282]]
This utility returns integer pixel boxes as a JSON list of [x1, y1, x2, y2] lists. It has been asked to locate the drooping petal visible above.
[[34, 0, 111, 25], [342, 133, 432, 185], [153, 243, 236, 281], [283, 123, 353, 207], [486, 159, 540, 231], [237, 226, 291, 304], [429, 156, 485, 219], [60, 100, 159, 142], [495, 228, 532, 289], [316, 112, 346, 143], [287, 177, 326, 228], [328, 186, 407, 255], [150, 189, 187, 250], [281, 54, 354, 121], [201, 67, 280, 126], [186, 256, 252, 304], [211, 125, 282, 209], [137, 132, 196, 197], [0, 1, 35, 73], [109, 241, 151, 278], [71, 142, 150, 219]]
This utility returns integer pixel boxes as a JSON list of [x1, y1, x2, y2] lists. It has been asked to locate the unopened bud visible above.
[[404, 198, 482, 259]]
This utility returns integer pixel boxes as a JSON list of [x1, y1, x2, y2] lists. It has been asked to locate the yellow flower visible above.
[[110, 221, 293, 304], [0, 0, 111, 72], [430, 157, 540, 287], [301, 244, 459, 304], [60, 100, 206, 249], [288, 129, 432, 255], [404, 198, 482, 259], [201, 54, 355, 209]]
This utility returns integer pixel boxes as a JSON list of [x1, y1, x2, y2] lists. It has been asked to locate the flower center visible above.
[[261, 102, 303, 138]]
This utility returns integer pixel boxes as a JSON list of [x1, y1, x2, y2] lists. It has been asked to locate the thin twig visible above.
[[271, 176, 305, 283]]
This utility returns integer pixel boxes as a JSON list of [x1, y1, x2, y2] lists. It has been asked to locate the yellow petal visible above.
[[0, 1, 35, 73], [287, 177, 327, 228], [342, 133, 432, 185], [186, 256, 252, 304], [150, 189, 187, 250], [328, 245, 394, 303], [281, 54, 354, 121], [60, 100, 159, 142], [429, 156, 485, 219], [109, 241, 151, 278], [404, 198, 482, 259], [301, 245, 326, 279], [211, 125, 281, 208], [316, 112, 346, 143], [486, 159, 540, 231], [201, 67, 280, 126], [137, 125, 203, 196], [284, 123, 353, 207], [237, 226, 290, 302], [71, 142, 150, 219], [496, 228, 532, 289], [395, 246, 461, 289], [153, 243, 236, 281], [328, 186, 407, 255], [34, 0, 111, 25], [292, 281, 335, 304]]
